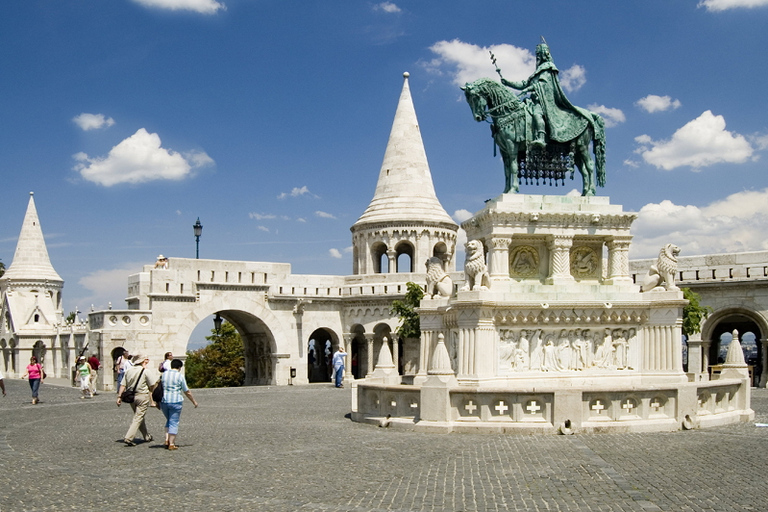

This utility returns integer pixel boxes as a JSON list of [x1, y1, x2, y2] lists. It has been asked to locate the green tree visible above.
[[682, 288, 713, 336], [0, 258, 5, 278], [391, 282, 424, 339], [185, 321, 245, 388]]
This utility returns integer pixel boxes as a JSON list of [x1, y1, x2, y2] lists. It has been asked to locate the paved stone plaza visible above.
[[0, 379, 766, 512]]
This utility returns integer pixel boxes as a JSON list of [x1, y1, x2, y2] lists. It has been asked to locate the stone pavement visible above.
[[1, 378, 767, 512]]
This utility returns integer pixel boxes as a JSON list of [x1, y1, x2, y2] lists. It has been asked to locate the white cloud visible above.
[[751, 133, 768, 150], [636, 95, 681, 113], [699, 0, 768, 11], [559, 64, 586, 93], [257, 226, 270, 233], [635, 111, 753, 170], [277, 185, 318, 199], [452, 209, 474, 223], [315, 211, 336, 219], [623, 159, 640, 168], [249, 212, 276, 220], [131, 0, 225, 14], [73, 128, 213, 186], [72, 113, 115, 131], [587, 104, 625, 128], [425, 39, 587, 94], [329, 248, 343, 259], [631, 189, 768, 259], [77, 262, 144, 310], [426, 40, 535, 86], [373, 2, 401, 13]]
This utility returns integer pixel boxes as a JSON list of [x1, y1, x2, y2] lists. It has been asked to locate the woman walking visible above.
[[160, 359, 198, 450], [77, 356, 93, 399], [21, 355, 45, 404]]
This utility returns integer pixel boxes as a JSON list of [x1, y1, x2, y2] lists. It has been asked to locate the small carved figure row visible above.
[[498, 328, 636, 372]]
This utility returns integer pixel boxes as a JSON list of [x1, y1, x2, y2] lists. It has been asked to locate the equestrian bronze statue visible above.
[[462, 39, 606, 196]]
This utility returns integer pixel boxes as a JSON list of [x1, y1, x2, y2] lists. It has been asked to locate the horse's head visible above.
[[461, 80, 489, 122]]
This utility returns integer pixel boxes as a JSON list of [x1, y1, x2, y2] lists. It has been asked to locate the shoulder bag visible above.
[[120, 368, 144, 403]]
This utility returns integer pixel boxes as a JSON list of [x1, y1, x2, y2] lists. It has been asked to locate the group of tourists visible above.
[[7, 349, 198, 451], [116, 350, 198, 450]]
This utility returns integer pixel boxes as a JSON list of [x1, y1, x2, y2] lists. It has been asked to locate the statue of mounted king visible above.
[[462, 38, 606, 196], [502, 38, 595, 148]]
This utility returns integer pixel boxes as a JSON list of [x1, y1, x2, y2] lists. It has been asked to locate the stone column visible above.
[[415, 329, 432, 385], [702, 341, 711, 380], [387, 249, 397, 274], [686, 332, 704, 381], [343, 333, 355, 382], [606, 237, 633, 285], [545, 235, 573, 285], [488, 237, 512, 280], [391, 335, 399, 376], [365, 333, 375, 377]]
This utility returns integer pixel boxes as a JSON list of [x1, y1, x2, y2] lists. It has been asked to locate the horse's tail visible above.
[[591, 113, 606, 188]]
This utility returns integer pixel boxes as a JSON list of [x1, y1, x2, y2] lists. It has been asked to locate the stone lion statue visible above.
[[425, 257, 453, 298], [641, 243, 680, 292], [461, 240, 491, 291]]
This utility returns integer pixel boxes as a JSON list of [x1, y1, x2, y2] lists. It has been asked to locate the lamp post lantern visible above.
[[193, 217, 203, 259]]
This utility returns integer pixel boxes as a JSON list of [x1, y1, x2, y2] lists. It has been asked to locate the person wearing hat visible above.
[[116, 354, 159, 446], [76, 356, 93, 399]]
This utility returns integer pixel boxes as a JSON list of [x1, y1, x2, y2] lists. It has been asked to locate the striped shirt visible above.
[[161, 369, 189, 404]]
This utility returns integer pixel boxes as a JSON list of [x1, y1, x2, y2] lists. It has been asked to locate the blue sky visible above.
[[2, 0, 768, 318]]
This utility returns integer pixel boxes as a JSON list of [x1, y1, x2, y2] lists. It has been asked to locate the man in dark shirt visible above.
[[87, 353, 101, 395]]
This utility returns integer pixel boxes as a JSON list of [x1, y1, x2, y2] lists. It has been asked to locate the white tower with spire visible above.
[[0, 192, 68, 377], [351, 72, 458, 275]]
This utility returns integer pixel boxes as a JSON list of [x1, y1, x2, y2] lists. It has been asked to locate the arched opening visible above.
[[395, 241, 414, 273], [185, 310, 277, 386], [349, 324, 366, 379], [373, 322, 393, 369], [32, 340, 46, 365], [706, 312, 762, 386], [433, 242, 449, 269], [0, 339, 7, 373], [307, 328, 336, 383], [371, 242, 388, 274]]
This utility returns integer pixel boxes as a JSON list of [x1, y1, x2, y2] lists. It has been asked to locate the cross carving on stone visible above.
[[622, 399, 635, 414], [495, 401, 509, 415], [410, 401, 418, 410], [591, 400, 605, 415], [526, 400, 541, 414], [390, 400, 397, 407], [464, 401, 478, 415], [650, 399, 661, 412]]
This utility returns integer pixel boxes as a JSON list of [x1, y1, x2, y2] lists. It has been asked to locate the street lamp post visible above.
[[193, 217, 203, 259]]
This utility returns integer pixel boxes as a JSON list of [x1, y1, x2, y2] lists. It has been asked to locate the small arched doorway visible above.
[[307, 328, 335, 383]]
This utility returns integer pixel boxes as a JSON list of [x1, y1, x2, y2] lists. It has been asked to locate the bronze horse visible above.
[[462, 78, 605, 196]]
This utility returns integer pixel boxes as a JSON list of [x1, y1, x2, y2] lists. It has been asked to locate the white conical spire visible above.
[[354, 72, 455, 227], [3, 192, 62, 282]]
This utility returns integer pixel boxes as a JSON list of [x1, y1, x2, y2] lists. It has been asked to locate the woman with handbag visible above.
[[21, 355, 45, 404]]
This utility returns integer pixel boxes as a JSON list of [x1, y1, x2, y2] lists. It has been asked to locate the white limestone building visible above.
[[0, 73, 763, 432], [1, 193, 88, 379], [0, 73, 458, 390]]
